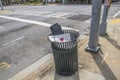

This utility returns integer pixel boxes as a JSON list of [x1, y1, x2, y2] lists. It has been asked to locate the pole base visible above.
[[99, 22, 107, 36], [85, 46, 100, 53], [100, 33, 108, 36]]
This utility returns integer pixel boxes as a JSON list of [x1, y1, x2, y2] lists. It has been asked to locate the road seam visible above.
[[2, 36, 25, 47]]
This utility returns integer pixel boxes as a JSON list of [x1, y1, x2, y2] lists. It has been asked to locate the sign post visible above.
[[99, 0, 111, 35], [62, 0, 65, 4], [0, 0, 4, 10], [85, 0, 102, 53]]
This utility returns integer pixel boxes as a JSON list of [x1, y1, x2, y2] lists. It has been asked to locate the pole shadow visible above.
[[104, 34, 120, 51], [89, 49, 118, 80], [54, 71, 79, 80]]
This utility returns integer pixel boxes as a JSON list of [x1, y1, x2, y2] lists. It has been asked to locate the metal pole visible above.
[[0, 0, 4, 10], [62, 0, 65, 4], [85, 0, 102, 53], [46, 0, 47, 5], [99, 0, 111, 35]]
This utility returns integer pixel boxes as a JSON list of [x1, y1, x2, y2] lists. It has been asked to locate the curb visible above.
[[8, 54, 54, 80], [0, 10, 12, 14]]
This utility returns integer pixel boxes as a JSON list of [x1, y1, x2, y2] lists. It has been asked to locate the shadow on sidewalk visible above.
[[54, 71, 79, 80], [104, 35, 120, 51], [89, 49, 118, 80]]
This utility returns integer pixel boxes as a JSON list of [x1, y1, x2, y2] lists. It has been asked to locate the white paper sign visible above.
[[49, 33, 71, 42]]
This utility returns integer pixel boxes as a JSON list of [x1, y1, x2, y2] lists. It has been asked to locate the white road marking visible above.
[[0, 26, 5, 31], [12, 13, 67, 19], [37, 11, 53, 15], [14, 10, 53, 16], [85, 19, 102, 23], [113, 10, 120, 18], [44, 12, 71, 18], [55, 13, 71, 17], [2, 36, 25, 46], [0, 15, 78, 31], [53, 16, 66, 19], [0, 15, 51, 26], [44, 12, 63, 17], [0, 26, 4, 29], [85, 19, 91, 23], [12, 10, 74, 19], [52, 13, 71, 19]]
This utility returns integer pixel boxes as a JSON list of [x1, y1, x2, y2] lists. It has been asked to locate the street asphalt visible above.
[[0, 2, 120, 80]]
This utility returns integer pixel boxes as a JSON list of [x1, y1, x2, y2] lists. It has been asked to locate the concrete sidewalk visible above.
[[35, 33, 120, 80], [34, 21, 120, 80]]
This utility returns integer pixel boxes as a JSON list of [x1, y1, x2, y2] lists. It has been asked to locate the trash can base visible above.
[[85, 46, 100, 53], [56, 71, 76, 76]]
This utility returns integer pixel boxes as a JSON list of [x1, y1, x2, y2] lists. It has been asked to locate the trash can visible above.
[[49, 30, 79, 76]]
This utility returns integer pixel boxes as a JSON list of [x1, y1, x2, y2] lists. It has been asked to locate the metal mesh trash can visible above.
[[49, 30, 79, 76]]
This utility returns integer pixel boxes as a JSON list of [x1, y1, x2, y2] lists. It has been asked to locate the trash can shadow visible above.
[[54, 71, 80, 80], [49, 30, 79, 76]]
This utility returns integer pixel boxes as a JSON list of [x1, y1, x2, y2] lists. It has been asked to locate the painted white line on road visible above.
[[44, 12, 71, 18], [0, 15, 51, 27], [0, 15, 78, 31], [51, 16, 66, 19], [85, 19, 91, 23], [0, 27, 4, 28], [45, 12, 62, 17], [2, 36, 25, 46], [0, 26, 4, 28], [0, 26, 5, 31], [37, 11, 53, 15], [113, 10, 120, 18], [54, 13, 71, 17], [13, 13, 66, 19], [52, 13, 71, 19]]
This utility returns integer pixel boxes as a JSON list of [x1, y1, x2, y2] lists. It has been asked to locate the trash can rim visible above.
[[48, 38, 78, 43], [48, 29, 79, 43]]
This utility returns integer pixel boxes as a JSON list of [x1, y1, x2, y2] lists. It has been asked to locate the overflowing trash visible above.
[[49, 23, 71, 42]]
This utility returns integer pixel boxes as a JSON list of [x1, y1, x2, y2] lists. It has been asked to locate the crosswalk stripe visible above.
[[55, 13, 71, 17], [13, 11, 72, 19], [0, 15, 78, 31], [113, 10, 120, 18], [44, 12, 63, 17], [44, 12, 71, 17]]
